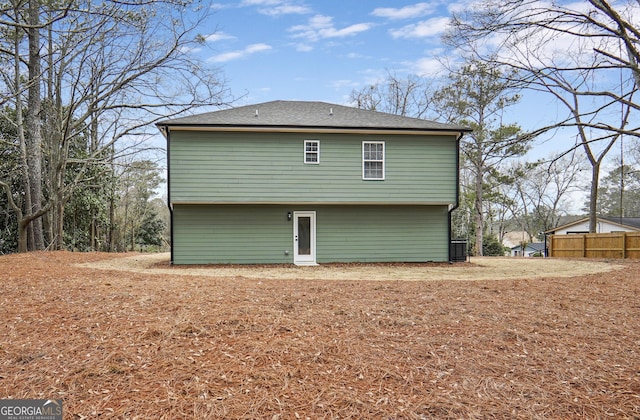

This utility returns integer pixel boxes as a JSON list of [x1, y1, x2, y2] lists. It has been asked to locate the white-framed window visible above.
[[362, 141, 385, 180], [304, 140, 320, 164]]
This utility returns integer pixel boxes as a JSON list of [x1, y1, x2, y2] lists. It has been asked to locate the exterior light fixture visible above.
[[287, 211, 292, 221]]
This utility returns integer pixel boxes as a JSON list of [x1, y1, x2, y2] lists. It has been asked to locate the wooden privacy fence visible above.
[[548, 232, 640, 259]]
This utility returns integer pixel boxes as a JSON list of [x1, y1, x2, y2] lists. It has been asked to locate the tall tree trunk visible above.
[[53, 195, 65, 249], [26, 0, 45, 250], [13, 27, 34, 252], [107, 145, 117, 252], [107, 169, 116, 252], [45, 13, 63, 250], [475, 171, 484, 256], [589, 164, 600, 233], [89, 82, 99, 251]]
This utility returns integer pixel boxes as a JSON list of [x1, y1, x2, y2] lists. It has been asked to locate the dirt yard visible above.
[[1, 251, 639, 418], [81, 252, 625, 281]]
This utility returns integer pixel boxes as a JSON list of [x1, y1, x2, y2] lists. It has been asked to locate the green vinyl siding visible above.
[[173, 205, 291, 264], [169, 131, 457, 205], [316, 205, 449, 263], [172, 204, 449, 264]]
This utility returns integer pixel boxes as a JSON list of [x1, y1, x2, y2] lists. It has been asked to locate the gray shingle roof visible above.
[[599, 216, 640, 229], [510, 242, 545, 251], [157, 100, 470, 132], [546, 216, 640, 233]]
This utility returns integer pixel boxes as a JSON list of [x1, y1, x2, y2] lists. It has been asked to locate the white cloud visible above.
[[289, 15, 372, 42], [371, 2, 436, 20], [209, 43, 272, 63], [241, 0, 281, 5], [211, 3, 233, 11], [450, 0, 640, 71], [204, 32, 236, 42], [330, 23, 372, 38], [241, 0, 312, 16], [446, 0, 475, 14], [289, 15, 331, 36], [180, 46, 202, 54], [407, 57, 446, 77], [390, 16, 451, 39], [294, 43, 314, 52], [246, 44, 271, 53], [345, 52, 367, 59], [260, 4, 312, 16]]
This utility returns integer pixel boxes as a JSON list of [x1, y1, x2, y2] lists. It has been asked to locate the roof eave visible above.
[[156, 123, 471, 136]]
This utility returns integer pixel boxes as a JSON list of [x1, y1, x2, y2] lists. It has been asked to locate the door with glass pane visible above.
[[293, 211, 316, 265]]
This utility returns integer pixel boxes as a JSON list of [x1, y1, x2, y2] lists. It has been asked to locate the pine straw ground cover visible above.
[[0, 252, 638, 419]]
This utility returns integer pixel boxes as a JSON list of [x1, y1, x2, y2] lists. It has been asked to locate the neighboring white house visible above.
[[510, 242, 545, 257], [502, 231, 545, 257], [546, 216, 640, 235]]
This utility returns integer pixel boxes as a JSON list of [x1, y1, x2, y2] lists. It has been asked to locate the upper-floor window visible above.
[[362, 141, 385, 180], [304, 140, 320, 164]]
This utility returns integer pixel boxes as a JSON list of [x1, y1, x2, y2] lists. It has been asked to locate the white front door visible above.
[[293, 211, 316, 265]]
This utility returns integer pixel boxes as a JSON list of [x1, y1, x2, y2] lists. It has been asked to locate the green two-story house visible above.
[[157, 100, 469, 265]]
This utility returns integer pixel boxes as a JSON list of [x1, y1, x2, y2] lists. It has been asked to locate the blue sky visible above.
[[189, 0, 598, 171], [194, 1, 581, 159], [199, 1, 454, 106], [185, 0, 637, 167]]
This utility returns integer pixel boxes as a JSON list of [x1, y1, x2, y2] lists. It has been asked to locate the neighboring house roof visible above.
[[599, 216, 640, 229], [546, 216, 640, 233], [510, 242, 545, 252], [156, 100, 470, 134]]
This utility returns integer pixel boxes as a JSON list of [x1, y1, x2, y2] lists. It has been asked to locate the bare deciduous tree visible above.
[[502, 151, 587, 242], [0, 0, 231, 252], [349, 70, 434, 118], [445, 0, 639, 232]]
